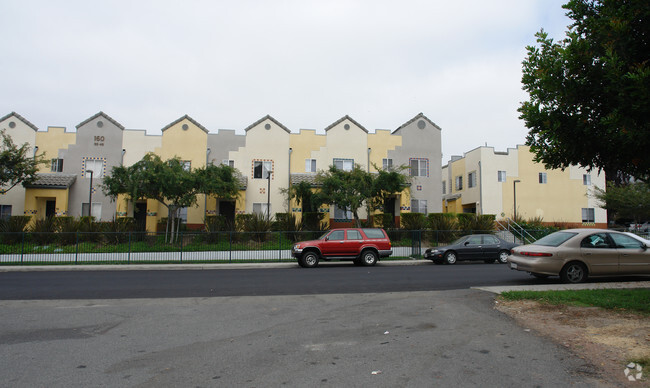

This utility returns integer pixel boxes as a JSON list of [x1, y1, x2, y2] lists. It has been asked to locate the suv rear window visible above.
[[362, 228, 385, 239]]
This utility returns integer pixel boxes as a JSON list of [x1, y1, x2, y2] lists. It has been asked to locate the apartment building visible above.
[[1, 111, 443, 231], [442, 145, 607, 227]]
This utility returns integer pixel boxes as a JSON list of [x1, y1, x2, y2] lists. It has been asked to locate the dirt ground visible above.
[[495, 298, 650, 386]]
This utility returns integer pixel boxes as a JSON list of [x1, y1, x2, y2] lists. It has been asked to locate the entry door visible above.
[[134, 202, 147, 231], [45, 200, 56, 218], [219, 201, 236, 229], [579, 233, 618, 275]]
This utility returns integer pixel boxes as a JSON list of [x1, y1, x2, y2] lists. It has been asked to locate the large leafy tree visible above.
[[0, 129, 46, 194], [315, 164, 410, 227], [594, 182, 650, 224], [519, 0, 650, 183], [103, 153, 239, 242]]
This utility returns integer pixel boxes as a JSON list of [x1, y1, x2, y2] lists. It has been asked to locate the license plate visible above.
[[510, 263, 518, 269]]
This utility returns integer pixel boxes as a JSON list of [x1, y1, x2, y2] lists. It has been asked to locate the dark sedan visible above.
[[424, 234, 519, 264]]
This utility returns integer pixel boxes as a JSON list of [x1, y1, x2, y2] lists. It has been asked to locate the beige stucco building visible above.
[[442, 145, 607, 227]]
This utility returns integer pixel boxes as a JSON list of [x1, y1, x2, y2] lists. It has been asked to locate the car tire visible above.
[[444, 251, 457, 265], [300, 251, 319, 268], [360, 250, 378, 266], [497, 250, 510, 264], [560, 262, 588, 283]]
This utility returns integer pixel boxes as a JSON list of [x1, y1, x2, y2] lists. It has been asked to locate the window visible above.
[[333, 158, 354, 171], [81, 203, 102, 219], [253, 161, 273, 179], [455, 176, 463, 191], [582, 208, 595, 223], [253, 203, 270, 217], [181, 161, 191, 171], [328, 230, 345, 240], [347, 229, 362, 240], [222, 159, 234, 168], [497, 170, 506, 182], [409, 158, 428, 177], [539, 172, 547, 184], [51, 158, 63, 172], [580, 233, 610, 248], [382, 158, 393, 170], [333, 205, 353, 219], [305, 159, 317, 173], [583, 174, 591, 185], [179, 207, 188, 223], [468, 171, 477, 188], [411, 199, 427, 214], [609, 233, 644, 249], [442, 181, 446, 194], [83, 159, 104, 178], [0, 205, 12, 220]]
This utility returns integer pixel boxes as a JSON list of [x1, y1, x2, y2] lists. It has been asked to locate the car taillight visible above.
[[519, 251, 553, 257]]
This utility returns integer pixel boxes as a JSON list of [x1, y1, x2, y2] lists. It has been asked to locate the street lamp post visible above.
[[513, 179, 521, 220], [266, 170, 271, 221], [87, 170, 94, 218]]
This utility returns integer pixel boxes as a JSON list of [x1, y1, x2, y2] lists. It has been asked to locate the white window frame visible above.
[[333, 205, 353, 220], [253, 161, 273, 179], [382, 158, 393, 170], [81, 202, 102, 219], [411, 199, 427, 214], [333, 158, 354, 171], [83, 159, 104, 178], [539, 172, 547, 184], [305, 159, 317, 173], [497, 170, 506, 182], [409, 158, 428, 177], [253, 203, 270, 217], [51, 158, 64, 172], [583, 174, 591, 185], [222, 159, 234, 168], [455, 176, 463, 191], [181, 160, 191, 171], [468, 171, 477, 188], [582, 208, 595, 223]]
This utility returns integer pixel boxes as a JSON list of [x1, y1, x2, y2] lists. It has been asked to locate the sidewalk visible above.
[[474, 280, 650, 294]]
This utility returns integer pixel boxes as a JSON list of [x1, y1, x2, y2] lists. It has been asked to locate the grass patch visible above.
[[501, 288, 650, 315]]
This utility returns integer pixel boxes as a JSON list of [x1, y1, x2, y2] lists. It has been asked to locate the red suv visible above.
[[292, 228, 392, 268]]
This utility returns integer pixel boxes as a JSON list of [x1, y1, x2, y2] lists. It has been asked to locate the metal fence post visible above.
[[128, 232, 131, 264], [229, 231, 232, 263], [179, 231, 184, 263], [20, 231, 25, 264]]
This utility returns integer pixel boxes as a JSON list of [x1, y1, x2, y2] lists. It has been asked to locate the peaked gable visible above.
[[76, 111, 125, 130], [393, 113, 441, 134], [244, 115, 290, 133], [324, 115, 368, 133], [161, 114, 209, 134], [0, 111, 38, 131]]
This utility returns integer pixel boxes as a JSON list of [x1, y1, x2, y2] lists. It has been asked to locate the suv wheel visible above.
[[300, 251, 319, 268], [361, 250, 378, 266]]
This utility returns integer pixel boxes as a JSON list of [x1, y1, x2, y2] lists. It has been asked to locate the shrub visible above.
[[301, 212, 325, 232], [374, 213, 395, 230], [401, 213, 427, 230], [0, 216, 31, 244], [102, 217, 137, 244], [28, 217, 58, 245], [426, 213, 458, 244]]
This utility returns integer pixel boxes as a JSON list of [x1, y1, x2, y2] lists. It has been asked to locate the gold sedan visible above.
[[508, 229, 650, 283]]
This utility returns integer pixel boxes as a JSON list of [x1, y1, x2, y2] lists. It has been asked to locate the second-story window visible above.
[[497, 170, 506, 182], [382, 158, 393, 170], [222, 159, 234, 168], [83, 158, 104, 178], [181, 161, 191, 171], [442, 181, 446, 194], [468, 171, 477, 188], [583, 174, 591, 185], [305, 159, 317, 173], [409, 158, 428, 177], [333, 158, 353, 171], [539, 172, 547, 184], [254, 160, 273, 179], [455, 176, 463, 191], [51, 159, 64, 172]]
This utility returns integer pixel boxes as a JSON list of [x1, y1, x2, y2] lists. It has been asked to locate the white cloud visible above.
[[0, 0, 570, 160]]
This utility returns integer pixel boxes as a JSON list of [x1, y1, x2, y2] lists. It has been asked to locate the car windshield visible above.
[[533, 231, 578, 247]]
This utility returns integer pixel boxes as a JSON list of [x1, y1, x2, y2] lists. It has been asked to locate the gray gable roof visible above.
[[24, 174, 77, 189], [244, 115, 291, 133], [76, 111, 125, 130], [290, 173, 320, 186], [392, 113, 441, 134], [324, 115, 368, 133], [0, 111, 38, 131], [161, 114, 209, 134]]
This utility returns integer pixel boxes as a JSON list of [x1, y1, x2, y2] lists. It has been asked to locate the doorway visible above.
[[45, 200, 56, 218], [219, 200, 236, 229], [134, 202, 147, 231]]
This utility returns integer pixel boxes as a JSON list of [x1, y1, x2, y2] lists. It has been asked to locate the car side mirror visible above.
[[464, 241, 470, 246], [642, 244, 648, 251]]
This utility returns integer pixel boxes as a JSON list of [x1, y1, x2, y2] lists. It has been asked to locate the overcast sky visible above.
[[1, 0, 571, 163]]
